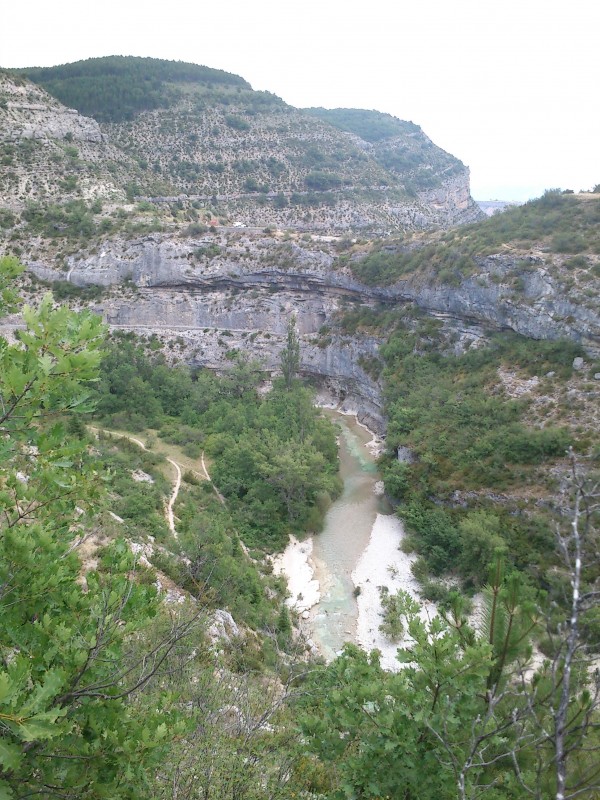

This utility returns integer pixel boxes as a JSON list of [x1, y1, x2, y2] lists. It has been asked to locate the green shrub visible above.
[[378, 587, 407, 641], [305, 171, 343, 191], [225, 114, 250, 131]]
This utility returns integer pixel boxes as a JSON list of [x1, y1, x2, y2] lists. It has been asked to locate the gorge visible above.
[[2, 54, 600, 800]]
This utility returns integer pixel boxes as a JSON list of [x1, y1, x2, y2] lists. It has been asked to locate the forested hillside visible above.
[[305, 106, 466, 191], [305, 107, 422, 143], [16, 56, 251, 121], [94, 331, 341, 549], [0, 256, 337, 797]]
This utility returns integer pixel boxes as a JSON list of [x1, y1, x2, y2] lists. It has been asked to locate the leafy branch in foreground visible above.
[[0, 257, 201, 799]]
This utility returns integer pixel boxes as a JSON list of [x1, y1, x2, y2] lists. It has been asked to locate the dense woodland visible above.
[[94, 333, 341, 550], [15, 57, 251, 122], [380, 327, 583, 585], [304, 107, 423, 143]]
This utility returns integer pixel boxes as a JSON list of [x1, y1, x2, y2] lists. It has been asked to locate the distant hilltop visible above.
[[1, 56, 483, 233]]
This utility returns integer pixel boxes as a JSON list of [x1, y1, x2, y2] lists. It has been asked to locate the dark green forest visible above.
[[15, 56, 251, 121], [94, 334, 341, 549]]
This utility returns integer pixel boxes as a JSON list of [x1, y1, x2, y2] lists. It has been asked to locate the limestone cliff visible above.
[[0, 73, 140, 208], [30, 230, 599, 352], [0, 76, 102, 143], [25, 224, 600, 431]]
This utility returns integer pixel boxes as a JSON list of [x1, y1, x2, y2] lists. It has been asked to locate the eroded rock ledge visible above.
[[26, 231, 600, 431]]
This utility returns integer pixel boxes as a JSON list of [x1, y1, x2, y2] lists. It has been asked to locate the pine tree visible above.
[[280, 315, 300, 390]]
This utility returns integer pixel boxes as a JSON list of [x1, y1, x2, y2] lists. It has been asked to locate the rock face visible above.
[[4, 61, 596, 429], [168, 177, 482, 234], [0, 76, 102, 143], [26, 229, 600, 431], [0, 74, 137, 209], [406, 254, 600, 355], [106, 98, 483, 233], [0, 65, 480, 430], [27, 232, 389, 431], [38, 233, 599, 352], [419, 171, 482, 227]]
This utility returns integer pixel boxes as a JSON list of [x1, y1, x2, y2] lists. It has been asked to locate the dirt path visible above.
[[165, 457, 181, 537], [90, 427, 183, 538], [90, 426, 227, 528], [201, 451, 226, 505]]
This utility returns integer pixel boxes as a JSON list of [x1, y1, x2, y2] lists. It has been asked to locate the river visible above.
[[273, 409, 425, 668], [309, 411, 393, 659]]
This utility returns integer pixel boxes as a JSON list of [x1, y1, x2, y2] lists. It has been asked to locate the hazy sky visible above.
[[3, 0, 599, 200]]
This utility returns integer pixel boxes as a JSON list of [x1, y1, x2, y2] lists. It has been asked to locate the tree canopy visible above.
[[15, 56, 251, 122], [0, 258, 197, 798]]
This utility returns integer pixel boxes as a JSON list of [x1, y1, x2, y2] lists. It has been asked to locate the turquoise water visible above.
[[310, 412, 390, 659]]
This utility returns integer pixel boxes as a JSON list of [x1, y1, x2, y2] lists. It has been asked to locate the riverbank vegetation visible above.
[[299, 521, 600, 799], [94, 333, 341, 549], [374, 316, 598, 600]]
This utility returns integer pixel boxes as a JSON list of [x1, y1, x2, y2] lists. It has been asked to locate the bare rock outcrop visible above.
[[418, 170, 483, 227], [0, 75, 102, 143], [33, 231, 599, 354]]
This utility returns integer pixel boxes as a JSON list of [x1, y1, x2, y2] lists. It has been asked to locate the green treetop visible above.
[[280, 315, 300, 390]]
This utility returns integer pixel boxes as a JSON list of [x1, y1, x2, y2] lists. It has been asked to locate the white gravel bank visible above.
[[352, 513, 437, 671], [271, 535, 320, 615]]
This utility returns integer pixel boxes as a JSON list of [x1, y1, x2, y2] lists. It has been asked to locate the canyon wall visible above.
[[28, 232, 600, 431]]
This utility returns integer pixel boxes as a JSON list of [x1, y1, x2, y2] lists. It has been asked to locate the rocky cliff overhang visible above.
[[24, 231, 600, 431], [29, 233, 600, 352]]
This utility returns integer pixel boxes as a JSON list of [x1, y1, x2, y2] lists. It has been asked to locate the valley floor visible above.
[[273, 409, 432, 669]]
